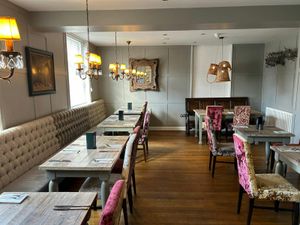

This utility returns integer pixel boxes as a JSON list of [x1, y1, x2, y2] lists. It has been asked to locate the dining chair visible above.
[[205, 116, 236, 178], [79, 129, 141, 224], [225, 105, 251, 140], [233, 133, 300, 225], [99, 179, 125, 225], [136, 110, 151, 162], [206, 105, 224, 132]]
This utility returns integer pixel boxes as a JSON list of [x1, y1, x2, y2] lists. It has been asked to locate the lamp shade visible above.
[[207, 63, 218, 75], [0, 17, 21, 40], [219, 60, 232, 71], [120, 64, 126, 70], [74, 54, 84, 64], [215, 68, 231, 82]]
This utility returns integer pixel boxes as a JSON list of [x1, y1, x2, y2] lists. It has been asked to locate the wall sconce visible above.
[[0, 17, 23, 83]]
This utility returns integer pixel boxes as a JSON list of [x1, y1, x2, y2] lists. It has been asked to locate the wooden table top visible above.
[[0, 192, 97, 225], [271, 145, 300, 173], [97, 114, 141, 128], [193, 108, 262, 116], [234, 125, 294, 138], [114, 106, 143, 115], [39, 135, 128, 171]]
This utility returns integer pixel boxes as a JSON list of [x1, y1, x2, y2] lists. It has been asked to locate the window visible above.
[[66, 35, 91, 107]]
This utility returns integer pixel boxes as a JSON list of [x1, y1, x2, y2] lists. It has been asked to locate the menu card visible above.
[[0, 193, 29, 204]]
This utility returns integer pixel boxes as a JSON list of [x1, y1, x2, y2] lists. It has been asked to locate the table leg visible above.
[[275, 161, 284, 176], [49, 179, 59, 192], [195, 115, 198, 138], [198, 114, 203, 144], [265, 142, 271, 170], [100, 180, 109, 208]]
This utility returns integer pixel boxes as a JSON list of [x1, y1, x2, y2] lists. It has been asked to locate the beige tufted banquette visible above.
[[0, 99, 106, 192]]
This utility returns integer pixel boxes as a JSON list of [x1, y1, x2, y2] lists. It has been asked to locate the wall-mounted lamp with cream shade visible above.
[[0, 16, 23, 83]]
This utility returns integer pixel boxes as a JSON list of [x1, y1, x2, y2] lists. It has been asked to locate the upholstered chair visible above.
[[205, 116, 236, 178], [99, 179, 125, 225], [206, 105, 224, 131], [233, 133, 300, 225], [225, 105, 251, 140], [136, 110, 151, 162]]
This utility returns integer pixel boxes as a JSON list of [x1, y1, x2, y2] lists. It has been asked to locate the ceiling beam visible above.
[[30, 5, 300, 32]]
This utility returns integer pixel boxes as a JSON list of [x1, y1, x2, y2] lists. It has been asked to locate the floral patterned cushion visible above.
[[233, 134, 258, 198], [256, 174, 300, 202], [233, 106, 251, 127], [206, 106, 224, 131], [214, 143, 235, 157]]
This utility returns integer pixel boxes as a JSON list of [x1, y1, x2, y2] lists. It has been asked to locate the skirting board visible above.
[[150, 126, 185, 131]]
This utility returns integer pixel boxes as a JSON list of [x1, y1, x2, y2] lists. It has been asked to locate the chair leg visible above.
[[145, 138, 149, 154], [270, 150, 275, 172], [237, 185, 244, 214], [234, 157, 238, 171], [292, 202, 299, 225], [127, 185, 133, 213], [247, 198, 255, 225], [209, 152, 213, 171], [142, 142, 147, 162], [122, 199, 128, 225], [132, 169, 137, 195], [212, 156, 217, 178], [274, 200, 280, 212]]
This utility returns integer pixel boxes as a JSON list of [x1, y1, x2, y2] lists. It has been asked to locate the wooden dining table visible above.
[[97, 114, 141, 134], [0, 192, 97, 225], [39, 135, 128, 208], [270, 145, 300, 175], [193, 108, 261, 144], [114, 106, 143, 115], [234, 125, 294, 170]]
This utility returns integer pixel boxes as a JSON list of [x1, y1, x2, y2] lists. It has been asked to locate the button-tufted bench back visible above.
[[0, 99, 106, 190]]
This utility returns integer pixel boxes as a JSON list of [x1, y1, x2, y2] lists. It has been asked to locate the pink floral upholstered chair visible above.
[[233, 106, 251, 127], [233, 133, 300, 225], [205, 116, 235, 178], [99, 180, 125, 225], [138, 110, 151, 162], [206, 105, 224, 131]]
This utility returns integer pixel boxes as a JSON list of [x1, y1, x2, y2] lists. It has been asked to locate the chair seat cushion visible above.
[[0, 166, 49, 193], [213, 143, 235, 157], [256, 174, 300, 202]]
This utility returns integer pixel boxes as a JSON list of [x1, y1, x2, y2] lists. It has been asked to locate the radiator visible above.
[[265, 107, 294, 132]]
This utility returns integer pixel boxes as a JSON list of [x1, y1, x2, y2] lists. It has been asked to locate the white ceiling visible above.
[[73, 28, 299, 46], [9, 0, 300, 11]]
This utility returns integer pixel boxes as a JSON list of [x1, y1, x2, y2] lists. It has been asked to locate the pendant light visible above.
[[124, 41, 137, 80], [109, 32, 126, 81], [74, 0, 102, 80]]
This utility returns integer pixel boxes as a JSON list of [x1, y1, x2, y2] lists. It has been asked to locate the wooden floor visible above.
[[86, 131, 300, 225]]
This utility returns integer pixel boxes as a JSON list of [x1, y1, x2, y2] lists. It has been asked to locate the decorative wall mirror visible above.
[[129, 58, 159, 92]]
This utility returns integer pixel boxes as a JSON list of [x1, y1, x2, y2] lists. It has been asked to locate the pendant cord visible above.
[[115, 32, 118, 63], [221, 37, 223, 60], [86, 0, 90, 52]]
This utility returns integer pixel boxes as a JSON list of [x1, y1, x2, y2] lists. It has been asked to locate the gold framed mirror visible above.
[[129, 58, 159, 92]]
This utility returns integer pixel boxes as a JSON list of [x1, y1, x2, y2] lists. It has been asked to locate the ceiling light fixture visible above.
[[109, 32, 126, 81], [207, 34, 232, 83], [74, 0, 102, 80], [0, 16, 23, 83]]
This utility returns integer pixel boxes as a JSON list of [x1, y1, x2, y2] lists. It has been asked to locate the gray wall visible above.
[[0, 1, 70, 129], [261, 36, 298, 112], [231, 44, 264, 110], [97, 46, 191, 127]]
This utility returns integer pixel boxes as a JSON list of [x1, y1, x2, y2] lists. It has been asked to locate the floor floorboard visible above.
[[84, 131, 300, 225]]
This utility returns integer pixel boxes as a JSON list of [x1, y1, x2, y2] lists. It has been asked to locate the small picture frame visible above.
[[25, 47, 56, 96]]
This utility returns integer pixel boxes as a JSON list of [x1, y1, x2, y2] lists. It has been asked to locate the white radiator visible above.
[[265, 107, 294, 132]]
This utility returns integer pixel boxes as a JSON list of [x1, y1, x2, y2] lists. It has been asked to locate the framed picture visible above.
[[25, 47, 56, 96], [129, 58, 159, 92]]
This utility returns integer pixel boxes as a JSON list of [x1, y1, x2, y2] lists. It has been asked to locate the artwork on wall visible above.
[[265, 48, 297, 67], [129, 58, 159, 92], [25, 47, 56, 96]]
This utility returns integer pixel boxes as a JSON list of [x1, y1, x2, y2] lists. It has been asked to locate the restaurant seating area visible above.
[[1, 1, 300, 225]]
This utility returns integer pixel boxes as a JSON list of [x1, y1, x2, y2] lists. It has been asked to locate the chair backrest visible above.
[[142, 110, 151, 136], [205, 116, 218, 154], [99, 179, 125, 225], [121, 133, 136, 181], [233, 106, 251, 126], [206, 105, 224, 131], [233, 134, 258, 198]]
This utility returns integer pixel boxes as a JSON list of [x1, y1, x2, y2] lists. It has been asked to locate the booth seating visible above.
[[0, 99, 106, 193], [184, 97, 249, 135]]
